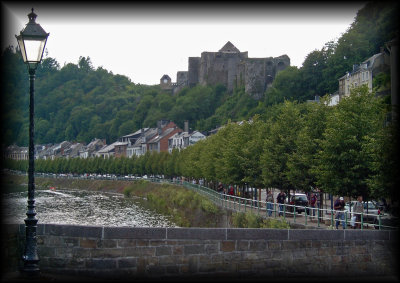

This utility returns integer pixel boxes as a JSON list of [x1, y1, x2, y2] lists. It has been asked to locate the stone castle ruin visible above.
[[161, 41, 290, 99]]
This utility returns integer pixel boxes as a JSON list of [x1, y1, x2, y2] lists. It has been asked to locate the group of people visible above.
[[265, 190, 320, 218], [334, 195, 364, 229], [221, 184, 366, 229], [265, 190, 286, 217]]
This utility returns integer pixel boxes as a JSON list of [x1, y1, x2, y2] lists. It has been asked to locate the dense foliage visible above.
[[1, 2, 397, 147], [5, 85, 397, 202]]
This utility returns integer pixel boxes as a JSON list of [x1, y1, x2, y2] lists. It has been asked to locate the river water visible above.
[[2, 188, 177, 227]]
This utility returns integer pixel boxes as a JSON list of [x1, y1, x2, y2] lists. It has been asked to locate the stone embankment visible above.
[[3, 224, 398, 280]]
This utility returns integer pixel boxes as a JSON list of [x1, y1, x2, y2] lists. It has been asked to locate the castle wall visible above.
[[188, 57, 200, 87], [244, 59, 268, 100], [169, 43, 290, 99], [173, 71, 189, 94], [176, 71, 188, 87], [199, 51, 248, 92]]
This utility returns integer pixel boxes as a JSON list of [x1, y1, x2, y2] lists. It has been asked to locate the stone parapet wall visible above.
[[3, 224, 398, 280]]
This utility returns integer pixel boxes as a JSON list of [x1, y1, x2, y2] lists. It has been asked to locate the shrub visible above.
[[231, 212, 290, 228]]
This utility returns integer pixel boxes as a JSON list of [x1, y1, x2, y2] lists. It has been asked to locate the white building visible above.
[[168, 130, 206, 153], [338, 51, 390, 98]]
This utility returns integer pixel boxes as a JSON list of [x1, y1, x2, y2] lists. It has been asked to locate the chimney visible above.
[[184, 120, 189, 133], [157, 121, 162, 134], [141, 128, 146, 143]]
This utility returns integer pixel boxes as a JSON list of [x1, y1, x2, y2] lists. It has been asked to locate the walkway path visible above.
[[176, 180, 376, 230]]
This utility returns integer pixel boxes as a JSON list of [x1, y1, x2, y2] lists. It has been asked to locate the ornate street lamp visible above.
[[15, 8, 49, 275]]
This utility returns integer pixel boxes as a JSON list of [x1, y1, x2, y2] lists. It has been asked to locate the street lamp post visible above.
[[15, 8, 49, 275]]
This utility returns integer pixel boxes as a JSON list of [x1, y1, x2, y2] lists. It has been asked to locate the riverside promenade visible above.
[[177, 180, 388, 230]]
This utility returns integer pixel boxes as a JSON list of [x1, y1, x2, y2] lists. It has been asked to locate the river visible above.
[[2, 188, 177, 227]]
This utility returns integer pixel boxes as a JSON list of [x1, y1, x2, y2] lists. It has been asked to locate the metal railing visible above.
[[177, 180, 397, 230]]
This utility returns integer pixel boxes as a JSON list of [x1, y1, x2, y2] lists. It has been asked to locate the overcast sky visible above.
[[2, 2, 366, 85]]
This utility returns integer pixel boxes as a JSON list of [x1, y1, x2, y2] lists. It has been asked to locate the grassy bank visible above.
[[123, 180, 226, 227]]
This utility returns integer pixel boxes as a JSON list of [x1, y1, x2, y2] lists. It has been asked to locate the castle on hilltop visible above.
[[160, 41, 290, 99]]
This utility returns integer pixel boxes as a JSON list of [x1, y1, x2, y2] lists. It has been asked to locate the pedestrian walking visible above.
[[277, 191, 286, 216], [334, 197, 346, 229], [353, 195, 364, 229], [266, 190, 274, 217], [309, 193, 318, 219]]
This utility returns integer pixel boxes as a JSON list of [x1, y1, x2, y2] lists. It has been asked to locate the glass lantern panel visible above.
[[23, 39, 46, 62], [16, 36, 28, 62]]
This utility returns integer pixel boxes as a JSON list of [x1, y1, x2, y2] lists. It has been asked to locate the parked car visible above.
[[345, 201, 381, 222], [286, 193, 308, 213]]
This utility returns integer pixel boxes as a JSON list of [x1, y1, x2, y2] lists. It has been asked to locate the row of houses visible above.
[[4, 120, 206, 161]]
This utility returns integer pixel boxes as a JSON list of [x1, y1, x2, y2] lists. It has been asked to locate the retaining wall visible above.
[[3, 224, 398, 280]]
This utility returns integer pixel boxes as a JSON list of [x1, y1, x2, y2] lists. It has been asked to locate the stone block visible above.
[[46, 257, 69, 268], [227, 228, 288, 240], [220, 241, 235, 252], [267, 241, 281, 250], [103, 227, 166, 239], [345, 230, 390, 241], [204, 243, 218, 254], [37, 246, 56, 257], [72, 247, 91, 258], [90, 248, 124, 258], [158, 255, 176, 266], [124, 246, 155, 257], [118, 257, 137, 268], [166, 228, 226, 240], [63, 237, 79, 247], [156, 246, 172, 256], [98, 239, 117, 248], [86, 258, 117, 269], [150, 240, 167, 246], [172, 245, 184, 255], [289, 229, 341, 241], [44, 224, 102, 238], [211, 254, 224, 263], [184, 244, 204, 255], [281, 241, 301, 250], [249, 240, 266, 251], [236, 240, 249, 251], [80, 238, 97, 248], [55, 247, 73, 258]]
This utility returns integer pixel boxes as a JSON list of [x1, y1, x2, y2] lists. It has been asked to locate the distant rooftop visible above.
[[219, 41, 240, 53]]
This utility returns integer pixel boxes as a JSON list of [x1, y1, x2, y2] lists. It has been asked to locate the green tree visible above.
[[264, 67, 303, 106], [313, 85, 387, 199], [260, 101, 304, 194], [286, 100, 330, 192]]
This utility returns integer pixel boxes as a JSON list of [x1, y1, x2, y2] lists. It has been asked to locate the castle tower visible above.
[[198, 41, 248, 92], [160, 74, 172, 90]]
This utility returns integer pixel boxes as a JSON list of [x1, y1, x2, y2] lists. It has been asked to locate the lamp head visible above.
[[15, 8, 49, 70]]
